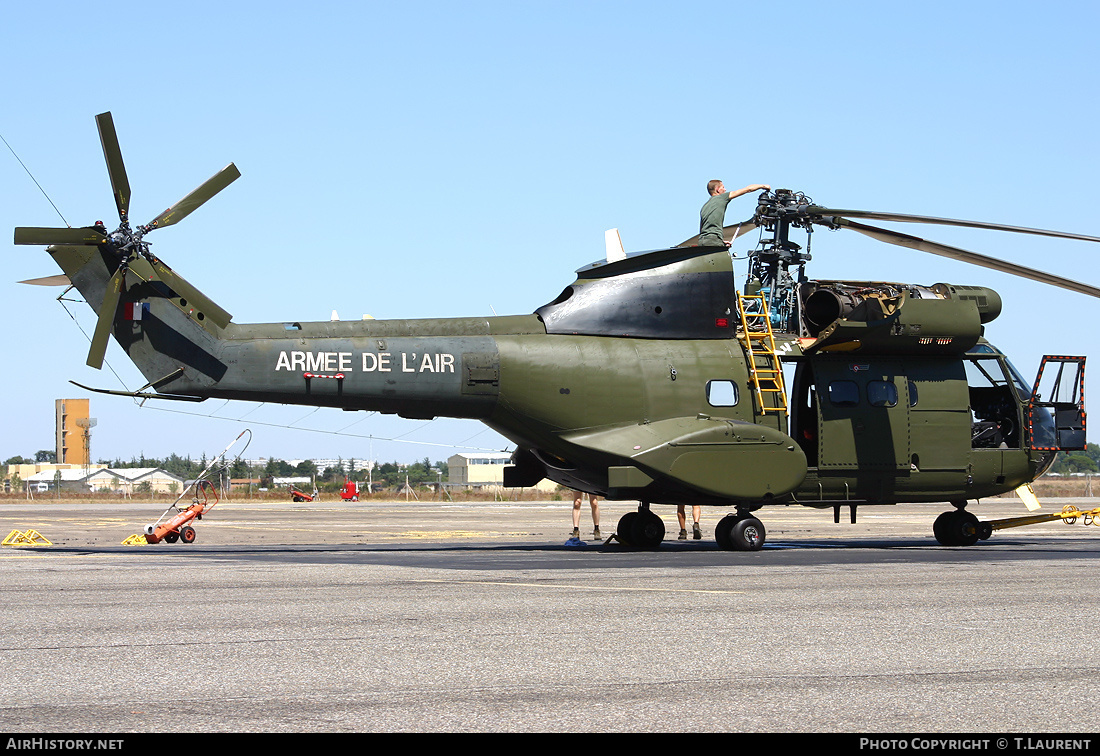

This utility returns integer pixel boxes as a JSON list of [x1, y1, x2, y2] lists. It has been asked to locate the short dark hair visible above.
[[707, 179, 723, 195]]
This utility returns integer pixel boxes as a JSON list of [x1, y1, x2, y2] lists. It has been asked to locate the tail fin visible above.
[[49, 242, 230, 386]]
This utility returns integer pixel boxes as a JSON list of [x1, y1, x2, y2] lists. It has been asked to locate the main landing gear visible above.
[[714, 512, 766, 551], [615, 504, 766, 551], [615, 505, 666, 548]]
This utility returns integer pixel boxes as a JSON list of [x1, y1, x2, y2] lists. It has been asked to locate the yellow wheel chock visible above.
[[2, 529, 53, 546]]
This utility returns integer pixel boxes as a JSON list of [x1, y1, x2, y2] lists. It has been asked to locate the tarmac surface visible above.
[[2, 495, 1100, 734]]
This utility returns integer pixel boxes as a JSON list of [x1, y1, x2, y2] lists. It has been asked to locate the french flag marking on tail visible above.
[[124, 302, 150, 321]]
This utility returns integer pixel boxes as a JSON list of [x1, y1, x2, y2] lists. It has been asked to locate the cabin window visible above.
[[706, 380, 739, 407], [907, 381, 918, 407], [828, 380, 860, 407], [868, 380, 898, 407]]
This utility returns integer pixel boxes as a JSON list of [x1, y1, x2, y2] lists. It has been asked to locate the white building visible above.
[[272, 476, 313, 488], [24, 467, 184, 494], [447, 452, 558, 492], [23, 468, 94, 492], [94, 468, 185, 494]]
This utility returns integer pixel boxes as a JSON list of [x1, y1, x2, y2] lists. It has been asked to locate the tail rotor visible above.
[[14, 111, 238, 368]]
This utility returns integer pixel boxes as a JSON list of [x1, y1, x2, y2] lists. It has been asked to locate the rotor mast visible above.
[[746, 189, 814, 333]]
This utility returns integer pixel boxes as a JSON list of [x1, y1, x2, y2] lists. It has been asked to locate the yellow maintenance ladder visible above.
[[737, 292, 788, 416]]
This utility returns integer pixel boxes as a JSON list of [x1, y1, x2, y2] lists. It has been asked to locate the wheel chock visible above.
[[2, 529, 53, 546], [122, 534, 149, 546]]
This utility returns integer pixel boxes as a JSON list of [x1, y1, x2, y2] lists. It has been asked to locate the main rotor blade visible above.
[[144, 163, 241, 232], [18, 274, 71, 286], [95, 112, 131, 223], [807, 206, 1100, 244], [14, 226, 106, 246], [146, 257, 233, 328], [678, 220, 758, 247], [87, 266, 125, 369], [835, 218, 1100, 299]]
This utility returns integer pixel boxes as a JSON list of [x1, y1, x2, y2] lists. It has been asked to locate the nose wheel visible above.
[[933, 507, 987, 546]]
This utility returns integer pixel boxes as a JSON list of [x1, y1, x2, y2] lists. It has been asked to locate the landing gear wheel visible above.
[[715, 515, 736, 550], [933, 510, 980, 546], [932, 511, 951, 544], [629, 510, 665, 548], [730, 517, 766, 551], [179, 525, 196, 544], [715, 514, 766, 551], [616, 511, 639, 546]]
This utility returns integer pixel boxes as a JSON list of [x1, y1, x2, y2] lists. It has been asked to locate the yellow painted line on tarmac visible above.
[[402, 530, 508, 539], [414, 579, 745, 595]]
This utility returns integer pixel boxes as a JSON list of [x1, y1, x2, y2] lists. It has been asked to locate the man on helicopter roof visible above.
[[698, 179, 770, 246]]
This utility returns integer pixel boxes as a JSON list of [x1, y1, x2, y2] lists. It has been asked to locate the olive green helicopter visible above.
[[15, 112, 1098, 550]]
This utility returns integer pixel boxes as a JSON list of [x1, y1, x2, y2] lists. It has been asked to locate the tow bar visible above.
[[984, 505, 1100, 538]]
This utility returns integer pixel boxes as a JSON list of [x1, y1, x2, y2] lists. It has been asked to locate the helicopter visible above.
[[14, 112, 1097, 551]]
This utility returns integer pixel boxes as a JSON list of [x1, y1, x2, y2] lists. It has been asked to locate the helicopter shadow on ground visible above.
[[26, 534, 1099, 571]]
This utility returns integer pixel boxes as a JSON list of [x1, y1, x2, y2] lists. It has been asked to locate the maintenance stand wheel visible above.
[[179, 525, 197, 544], [163, 532, 179, 544]]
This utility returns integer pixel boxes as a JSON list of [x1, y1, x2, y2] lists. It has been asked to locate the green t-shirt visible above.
[[698, 192, 733, 245]]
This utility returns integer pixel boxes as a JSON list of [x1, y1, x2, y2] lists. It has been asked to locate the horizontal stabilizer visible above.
[[69, 380, 206, 402]]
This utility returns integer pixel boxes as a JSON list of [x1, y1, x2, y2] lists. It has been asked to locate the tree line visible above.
[[11, 444, 1097, 485], [2, 451, 449, 490], [1047, 443, 1100, 474], [249, 456, 448, 488]]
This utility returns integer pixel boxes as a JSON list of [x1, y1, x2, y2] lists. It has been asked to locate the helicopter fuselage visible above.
[[18, 115, 1093, 551], [46, 240, 1060, 515]]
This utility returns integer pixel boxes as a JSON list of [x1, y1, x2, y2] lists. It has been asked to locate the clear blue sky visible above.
[[3, 1, 1098, 466]]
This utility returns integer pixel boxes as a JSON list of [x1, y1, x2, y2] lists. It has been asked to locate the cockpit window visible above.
[[1003, 358, 1033, 399], [966, 343, 1030, 396]]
